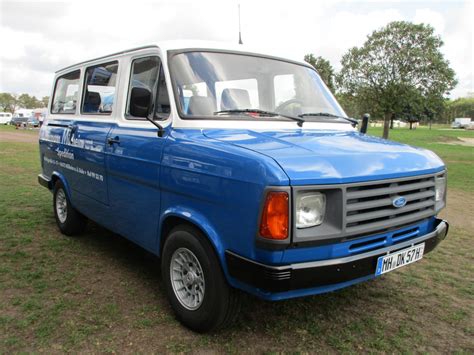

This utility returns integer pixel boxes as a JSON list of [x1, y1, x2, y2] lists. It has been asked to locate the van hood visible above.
[[203, 129, 445, 185]]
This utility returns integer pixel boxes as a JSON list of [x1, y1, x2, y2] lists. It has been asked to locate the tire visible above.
[[53, 180, 87, 236], [162, 225, 241, 332]]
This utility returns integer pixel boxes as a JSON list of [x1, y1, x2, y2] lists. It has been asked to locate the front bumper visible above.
[[38, 174, 51, 189], [226, 218, 448, 294]]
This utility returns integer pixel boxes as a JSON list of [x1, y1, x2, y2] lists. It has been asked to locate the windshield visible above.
[[170, 51, 345, 120]]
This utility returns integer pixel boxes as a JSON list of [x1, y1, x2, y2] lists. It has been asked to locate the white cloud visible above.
[[413, 8, 446, 33], [0, 0, 472, 98]]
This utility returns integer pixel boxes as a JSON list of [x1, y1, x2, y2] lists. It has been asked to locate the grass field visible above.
[[0, 125, 473, 353]]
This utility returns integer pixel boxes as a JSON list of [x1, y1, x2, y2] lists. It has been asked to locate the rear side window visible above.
[[82, 61, 118, 115], [51, 70, 80, 114], [127, 56, 170, 120]]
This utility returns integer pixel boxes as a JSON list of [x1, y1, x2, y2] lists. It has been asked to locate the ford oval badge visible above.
[[392, 196, 407, 208]]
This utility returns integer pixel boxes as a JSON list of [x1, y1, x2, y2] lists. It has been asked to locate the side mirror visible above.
[[360, 113, 370, 134], [130, 87, 152, 118]]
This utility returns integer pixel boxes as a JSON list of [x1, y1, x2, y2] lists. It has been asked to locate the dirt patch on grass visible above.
[[0, 130, 39, 143], [438, 136, 474, 147], [0, 129, 39, 143]]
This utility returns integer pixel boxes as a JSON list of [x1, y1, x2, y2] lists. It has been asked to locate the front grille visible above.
[[345, 175, 437, 235]]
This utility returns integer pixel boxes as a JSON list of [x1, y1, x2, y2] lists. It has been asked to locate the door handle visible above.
[[67, 124, 77, 142], [107, 136, 120, 145]]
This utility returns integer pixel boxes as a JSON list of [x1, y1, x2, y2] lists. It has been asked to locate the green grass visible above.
[[367, 125, 474, 191], [0, 124, 473, 353]]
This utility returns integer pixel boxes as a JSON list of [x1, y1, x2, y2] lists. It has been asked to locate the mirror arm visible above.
[[145, 116, 165, 137], [146, 103, 165, 137]]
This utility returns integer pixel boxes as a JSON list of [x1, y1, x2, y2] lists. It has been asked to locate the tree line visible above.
[[0, 93, 49, 113], [304, 21, 472, 138]]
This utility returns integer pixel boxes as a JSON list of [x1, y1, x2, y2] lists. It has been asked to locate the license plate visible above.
[[375, 243, 425, 276]]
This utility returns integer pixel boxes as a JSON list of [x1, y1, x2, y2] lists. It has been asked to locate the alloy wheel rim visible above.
[[56, 189, 68, 223], [170, 247, 205, 310]]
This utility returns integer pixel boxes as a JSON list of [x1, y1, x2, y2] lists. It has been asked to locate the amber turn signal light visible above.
[[259, 191, 289, 240]]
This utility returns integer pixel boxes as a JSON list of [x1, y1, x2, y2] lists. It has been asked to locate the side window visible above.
[[127, 56, 170, 120], [82, 61, 118, 114], [51, 70, 80, 114]]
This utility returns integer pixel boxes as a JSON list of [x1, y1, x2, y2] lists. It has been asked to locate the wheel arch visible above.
[[159, 209, 225, 262], [50, 171, 73, 200]]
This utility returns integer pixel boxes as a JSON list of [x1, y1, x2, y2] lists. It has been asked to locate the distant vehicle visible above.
[[27, 117, 40, 128], [451, 117, 471, 129], [13, 109, 34, 119], [11, 109, 35, 126], [10, 116, 29, 126], [392, 119, 407, 128], [0, 112, 12, 124]]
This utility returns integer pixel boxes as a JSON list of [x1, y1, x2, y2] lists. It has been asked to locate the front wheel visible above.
[[162, 225, 240, 332], [53, 180, 87, 236]]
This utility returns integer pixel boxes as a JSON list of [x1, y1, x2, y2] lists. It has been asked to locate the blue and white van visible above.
[[38, 41, 448, 332]]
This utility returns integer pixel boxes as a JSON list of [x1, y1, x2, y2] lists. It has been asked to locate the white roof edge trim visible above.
[[56, 45, 159, 73], [55, 40, 312, 74]]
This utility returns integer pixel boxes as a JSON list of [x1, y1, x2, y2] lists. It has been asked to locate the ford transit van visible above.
[[38, 41, 448, 332]]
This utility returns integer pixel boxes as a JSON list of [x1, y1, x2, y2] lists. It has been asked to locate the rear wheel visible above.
[[53, 180, 87, 236], [162, 225, 240, 332]]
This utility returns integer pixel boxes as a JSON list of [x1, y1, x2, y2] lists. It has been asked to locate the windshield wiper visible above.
[[298, 112, 358, 126], [214, 109, 304, 127]]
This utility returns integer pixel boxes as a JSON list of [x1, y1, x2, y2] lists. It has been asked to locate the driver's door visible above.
[[105, 55, 171, 252]]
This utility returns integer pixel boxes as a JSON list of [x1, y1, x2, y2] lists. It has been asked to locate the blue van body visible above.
[[39, 122, 448, 301], [38, 43, 448, 303]]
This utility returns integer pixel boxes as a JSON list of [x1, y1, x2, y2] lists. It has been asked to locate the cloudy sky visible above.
[[0, 0, 472, 99]]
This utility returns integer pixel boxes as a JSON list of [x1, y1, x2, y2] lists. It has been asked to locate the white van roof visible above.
[[56, 40, 310, 74]]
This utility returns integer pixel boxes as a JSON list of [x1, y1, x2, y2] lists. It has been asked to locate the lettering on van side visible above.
[[70, 137, 104, 152], [55, 147, 74, 160], [39, 130, 61, 143], [40, 130, 104, 153], [44, 157, 104, 182]]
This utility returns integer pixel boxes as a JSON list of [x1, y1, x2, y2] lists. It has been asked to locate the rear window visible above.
[[51, 70, 80, 114], [82, 61, 118, 115]]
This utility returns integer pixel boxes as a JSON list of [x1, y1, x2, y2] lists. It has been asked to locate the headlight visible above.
[[435, 175, 446, 202], [296, 192, 326, 228]]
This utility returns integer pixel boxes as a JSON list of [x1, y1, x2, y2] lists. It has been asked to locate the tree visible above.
[[0, 93, 17, 113], [17, 93, 42, 109], [337, 21, 457, 138], [41, 96, 50, 108], [445, 97, 474, 122], [304, 54, 336, 93]]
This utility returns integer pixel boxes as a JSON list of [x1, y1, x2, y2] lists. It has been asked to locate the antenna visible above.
[[238, 4, 243, 44]]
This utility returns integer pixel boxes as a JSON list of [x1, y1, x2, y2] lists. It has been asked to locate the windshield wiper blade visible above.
[[214, 109, 304, 127], [298, 112, 358, 126]]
